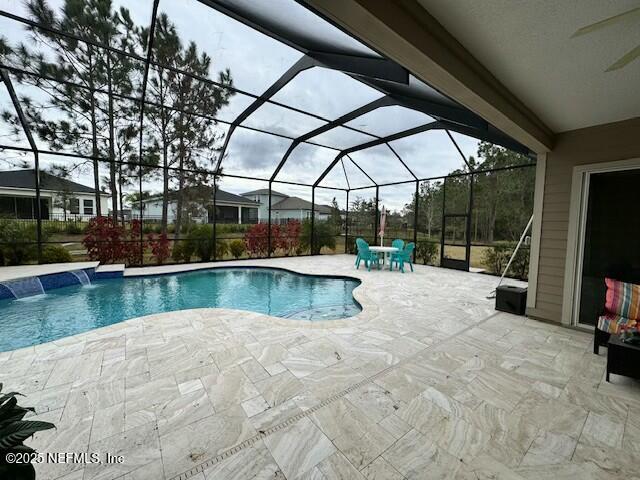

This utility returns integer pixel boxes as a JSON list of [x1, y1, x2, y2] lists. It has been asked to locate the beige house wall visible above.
[[527, 118, 640, 323]]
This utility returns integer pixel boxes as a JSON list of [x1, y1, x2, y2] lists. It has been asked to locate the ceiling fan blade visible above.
[[605, 44, 640, 72], [571, 6, 640, 37]]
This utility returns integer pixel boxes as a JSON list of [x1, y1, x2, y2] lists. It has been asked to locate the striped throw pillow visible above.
[[604, 277, 640, 320]]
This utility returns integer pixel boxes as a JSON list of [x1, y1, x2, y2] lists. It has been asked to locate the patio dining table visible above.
[[369, 246, 399, 266]]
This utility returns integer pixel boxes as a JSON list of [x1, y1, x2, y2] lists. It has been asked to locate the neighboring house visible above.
[[0, 169, 109, 221], [239, 189, 288, 222], [240, 188, 332, 222], [130, 187, 259, 225]]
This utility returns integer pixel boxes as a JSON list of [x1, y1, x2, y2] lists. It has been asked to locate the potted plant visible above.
[[0, 384, 55, 480]]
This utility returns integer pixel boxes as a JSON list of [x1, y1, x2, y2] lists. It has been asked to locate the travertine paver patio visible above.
[[1, 255, 639, 480]]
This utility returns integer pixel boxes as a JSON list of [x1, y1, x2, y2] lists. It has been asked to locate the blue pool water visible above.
[[0, 268, 361, 352]]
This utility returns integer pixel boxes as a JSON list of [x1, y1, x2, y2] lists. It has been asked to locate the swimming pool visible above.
[[0, 267, 361, 352]]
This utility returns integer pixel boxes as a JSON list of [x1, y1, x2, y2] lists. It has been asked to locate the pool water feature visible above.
[[0, 267, 361, 352], [1, 277, 45, 299], [70, 269, 91, 286]]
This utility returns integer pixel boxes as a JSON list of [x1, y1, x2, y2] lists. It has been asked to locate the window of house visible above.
[[0, 197, 14, 217], [15, 197, 34, 219], [69, 198, 80, 215], [83, 199, 93, 215]]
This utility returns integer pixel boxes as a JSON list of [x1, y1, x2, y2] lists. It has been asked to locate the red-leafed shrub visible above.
[[244, 223, 279, 257], [83, 217, 144, 265], [83, 216, 126, 264], [278, 220, 301, 256], [147, 232, 171, 265], [124, 220, 143, 266]]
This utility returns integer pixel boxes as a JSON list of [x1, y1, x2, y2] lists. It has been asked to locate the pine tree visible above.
[[2, 0, 140, 217], [141, 13, 233, 235]]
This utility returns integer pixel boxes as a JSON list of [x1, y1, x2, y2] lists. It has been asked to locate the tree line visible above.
[[347, 142, 534, 245], [0, 0, 233, 239]]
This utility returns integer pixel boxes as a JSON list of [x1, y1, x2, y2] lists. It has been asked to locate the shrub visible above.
[[229, 239, 246, 259], [147, 232, 171, 265], [64, 222, 83, 235], [278, 220, 301, 256], [185, 224, 213, 261], [41, 245, 73, 264], [416, 240, 438, 265], [42, 223, 60, 237], [172, 241, 194, 263], [82, 217, 143, 265], [217, 224, 252, 234], [83, 217, 125, 264], [216, 240, 229, 259], [123, 220, 143, 266], [0, 220, 41, 265], [510, 245, 530, 280], [482, 242, 530, 280], [301, 220, 335, 255], [482, 242, 512, 276], [244, 223, 277, 257]]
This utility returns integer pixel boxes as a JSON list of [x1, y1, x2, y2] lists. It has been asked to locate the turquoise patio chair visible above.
[[391, 239, 404, 251], [356, 238, 380, 271], [354, 237, 364, 266], [390, 242, 415, 273]]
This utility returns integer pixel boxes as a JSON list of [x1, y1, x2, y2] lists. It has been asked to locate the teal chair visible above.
[[388, 239, 404, 269], [390, 242, 415, 273], [356, 238, 380, 271], [391, 239, 404, 251], [354, 237, 364, 266]]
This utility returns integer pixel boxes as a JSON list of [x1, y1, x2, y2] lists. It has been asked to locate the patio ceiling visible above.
[[0, 0, 532, 193]]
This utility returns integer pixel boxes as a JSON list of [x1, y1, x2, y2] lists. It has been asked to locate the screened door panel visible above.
[[440, 176, 472, 271]]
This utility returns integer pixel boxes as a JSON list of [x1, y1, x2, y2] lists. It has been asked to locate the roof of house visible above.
[[241, 190, 333, 214], [272, 196, 332, 214], [140, 187, 259, 206], [241, 188, 288, 197], [0, 169, 105, 195]]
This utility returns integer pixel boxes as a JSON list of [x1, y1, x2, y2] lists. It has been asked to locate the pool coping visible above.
[[0, 261, 99, 282]]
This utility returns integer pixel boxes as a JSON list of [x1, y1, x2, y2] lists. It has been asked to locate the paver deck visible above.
[[1, 255, 638, 480]]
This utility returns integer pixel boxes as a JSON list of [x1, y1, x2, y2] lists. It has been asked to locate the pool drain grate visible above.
[[169, 311, 501, 480]]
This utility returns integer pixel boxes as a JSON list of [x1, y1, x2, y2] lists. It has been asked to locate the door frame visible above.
[[440, 174, 474, 271], [562, 157, 640, 328]]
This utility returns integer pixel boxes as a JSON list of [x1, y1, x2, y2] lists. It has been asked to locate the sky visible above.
[[0, 0, 480, 212]]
